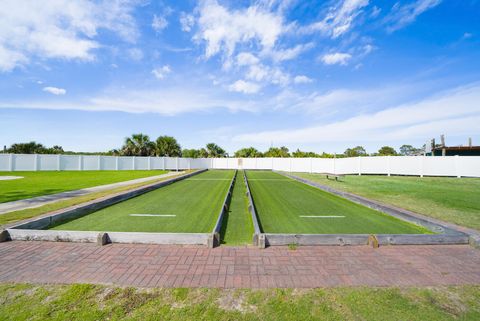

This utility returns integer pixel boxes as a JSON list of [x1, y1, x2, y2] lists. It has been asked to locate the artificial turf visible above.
[[0, 170, 168, 203], [290, 172, 480, 231], [220, 170, 254, 245], [246, 171, 430, 234], [50, 170, 235, 233]]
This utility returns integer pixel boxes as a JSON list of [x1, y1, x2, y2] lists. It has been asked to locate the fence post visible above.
[[115, 156, 119, 170], [9, 154, 13, 171], [333, 157, 336, 175], [387, 156, 391, 177], [271, 157, 274, 170], [289, 158, 292, 172], [132, 156, 136, 170], [455, 155, 461, 178], [255, 157, 258, 169], [310, 158, 313, 173], [57, 154, 61, 171], [34, 154, 38, 171], [419, 156, 424, 178], [176, 157, 179, 171], [358, 156, 362, 176], [98, 155, 102, 170], [79, 155, 83, 171], [188, 158, 191, 170], [163, 157, 166, 170], [148, 156, 151, 170]]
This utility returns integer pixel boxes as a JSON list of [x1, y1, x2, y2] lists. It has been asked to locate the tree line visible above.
[[2, 134, 424, 158]]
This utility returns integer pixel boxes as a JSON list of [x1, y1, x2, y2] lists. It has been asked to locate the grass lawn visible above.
[[221, 170, 254, 245], [246, 171, 429, 234], [1, 283, 479, 321], [0, 170, 168, 203], [291, 173, 480, 231], [50, 170, 234, 233]]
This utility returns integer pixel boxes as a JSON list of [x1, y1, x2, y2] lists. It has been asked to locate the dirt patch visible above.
[[217, 290, 257, 314]]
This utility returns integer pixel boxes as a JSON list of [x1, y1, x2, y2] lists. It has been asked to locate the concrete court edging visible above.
[[6, 229, 211, 245], [211, 170, 238, 247], [2, 169, 216, 246], [243, 170, 263, 248], [245, 170, 469, 247]]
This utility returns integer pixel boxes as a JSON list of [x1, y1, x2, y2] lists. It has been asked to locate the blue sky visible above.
[[0, 0, 479, 154]]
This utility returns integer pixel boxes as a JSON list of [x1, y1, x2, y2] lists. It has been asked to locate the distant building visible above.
[[425, 136, 480, 156]]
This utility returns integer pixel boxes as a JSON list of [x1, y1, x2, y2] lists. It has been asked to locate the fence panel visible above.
[[1, 154, 479, 177], [0, 154, 10, 171], [61, 155, 80, 170], [38, 155, 58, 171]]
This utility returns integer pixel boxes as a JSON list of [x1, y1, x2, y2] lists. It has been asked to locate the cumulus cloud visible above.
[[384, 0, 442, 32], [321, 52, 352, 65], [0, 0, 138, 72], [194, 0, 284, 59], [301, 0, 369, 38], [228, 80, 261, 94], [152, 14, 168, 32], [43, 87, 66, 95], [233, 83, 480, 143], [151, 65, 171, 79], [294, 75, 313, 84], [236, 52, 260, 66], [180, 12, 195, 32]]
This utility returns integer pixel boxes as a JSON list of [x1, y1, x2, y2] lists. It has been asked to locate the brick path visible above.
[[0, 241, 479, 288]]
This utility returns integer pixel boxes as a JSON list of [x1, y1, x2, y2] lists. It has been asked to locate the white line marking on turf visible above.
[[247, 179, 291, 181], [185, 179, 232, 180], [129, 214, 176, 217], [299, 216, 345, 218]]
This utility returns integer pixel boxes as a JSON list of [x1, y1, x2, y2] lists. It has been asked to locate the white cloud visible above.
[[194, 0, 284, 59], [233, 83, 480, 143], [228, 80, 261, 94], [371, 5, 381, 18], [152, 14, 168, 32], [128, 48, 143, 61], [301, 0, 369, 38], [385, 0, 442, 32], [321, 52, 352, 65], [236, 52, 260, 66], [151, 65, 171, 79], [0, 0, 138, 72], [294, 75, 313, 84], [43, 87, 66, 95], [246, 64, 290, 86], [180, 12, 195, 32], [269, 43, 314, 62]]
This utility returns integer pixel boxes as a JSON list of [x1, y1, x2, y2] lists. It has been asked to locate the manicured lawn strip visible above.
[[246, 171, 429, 234], [0, 171, 192, 227], [291, 173, 480, 231], [221, 170, 254, 245], [50, 170, 235, 233], [1, 283, 479, 321], [0, 170, 168, 203]]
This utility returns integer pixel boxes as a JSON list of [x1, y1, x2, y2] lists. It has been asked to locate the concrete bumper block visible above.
[[97, 232, 109, 246], [469, 234, 480, 249], [0, 230, 10, 242]]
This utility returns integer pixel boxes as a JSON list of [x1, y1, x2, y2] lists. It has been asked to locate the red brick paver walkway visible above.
[[0, 242, 479, 288]]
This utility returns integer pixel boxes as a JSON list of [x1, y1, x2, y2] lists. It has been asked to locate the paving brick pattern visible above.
[[0, 241, 479, 288]]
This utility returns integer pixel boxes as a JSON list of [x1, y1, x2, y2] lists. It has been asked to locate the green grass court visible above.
[[246, 171, 430, 234], [0, 170, 168, 203], [50, 170, 235, 233], [291, 172, 480, 231]]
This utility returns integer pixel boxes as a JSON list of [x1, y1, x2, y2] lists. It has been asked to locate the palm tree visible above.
[[234, 147, 262, 157], [155, 136, 181, 157], [206, 143, 227, 158], [121, 134, 155, 156]]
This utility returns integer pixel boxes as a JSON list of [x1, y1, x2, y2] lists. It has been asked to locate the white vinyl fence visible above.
[[0, 154, 479, 177]]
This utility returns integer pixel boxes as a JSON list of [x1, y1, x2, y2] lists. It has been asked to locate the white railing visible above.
[[0, 154, 479, 177]]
